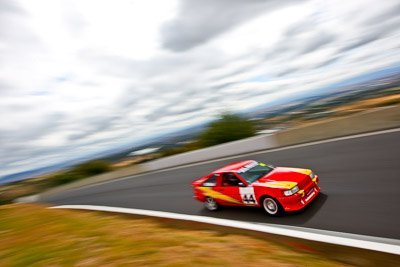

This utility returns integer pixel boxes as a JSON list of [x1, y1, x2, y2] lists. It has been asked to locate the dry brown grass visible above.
[[331, 93, 400, 112], [0, 204, 355, 267]]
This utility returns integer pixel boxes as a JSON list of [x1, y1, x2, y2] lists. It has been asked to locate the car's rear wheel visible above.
[[262, 196, 282, 216], [204, 197, 219, 211]]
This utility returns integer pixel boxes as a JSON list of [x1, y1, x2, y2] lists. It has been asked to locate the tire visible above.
[[261, 196, 282, 216], [204, 197, 219, 211]]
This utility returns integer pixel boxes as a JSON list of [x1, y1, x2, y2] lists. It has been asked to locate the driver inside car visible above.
[[222, 173, 240, 186]]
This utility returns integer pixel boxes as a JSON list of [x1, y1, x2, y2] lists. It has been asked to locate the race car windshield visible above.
[[236, 163, 274, 184]]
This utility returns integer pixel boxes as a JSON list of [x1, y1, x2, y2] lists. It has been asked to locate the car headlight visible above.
[[283, 185, 299, 196], [309, 172, 315, 179]]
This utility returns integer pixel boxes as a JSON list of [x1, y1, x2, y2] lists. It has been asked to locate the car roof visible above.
[[213, 160, 255, 173]]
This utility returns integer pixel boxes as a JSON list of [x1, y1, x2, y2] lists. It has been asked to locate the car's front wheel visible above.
[[204, 197, 219, 211], [262, 196, 282, 216]]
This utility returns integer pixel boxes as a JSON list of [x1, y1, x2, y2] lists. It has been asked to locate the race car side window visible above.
[[202, 174, 218, 187], [221, 172, 241, 187]]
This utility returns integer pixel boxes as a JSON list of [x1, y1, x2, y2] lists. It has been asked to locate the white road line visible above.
[[51, 205, 400, 255], [74, 127, 400, 191]]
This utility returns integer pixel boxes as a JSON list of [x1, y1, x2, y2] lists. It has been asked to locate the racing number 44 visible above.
[[240, 187, 258, 205], [242, 194, 256, 204]]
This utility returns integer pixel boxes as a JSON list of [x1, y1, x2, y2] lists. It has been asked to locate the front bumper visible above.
[[277, 176, 320, 212]]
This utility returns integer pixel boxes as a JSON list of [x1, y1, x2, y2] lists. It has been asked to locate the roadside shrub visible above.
[[198, 113, 255, 147], [50, 160, 112, 186], [51, 172, 84, 186], [74, 160, 113, 176]]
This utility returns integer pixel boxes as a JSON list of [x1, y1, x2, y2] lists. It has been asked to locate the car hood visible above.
[[253, 167, 312, 188]]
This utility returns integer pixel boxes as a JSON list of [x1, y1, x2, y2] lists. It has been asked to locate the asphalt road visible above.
[[41, 130, 400, 239]]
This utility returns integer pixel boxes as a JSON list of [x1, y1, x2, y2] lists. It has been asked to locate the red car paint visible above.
[[191, 160, 320, 214]]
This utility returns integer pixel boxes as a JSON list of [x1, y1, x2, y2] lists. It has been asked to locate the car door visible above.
[[213, 172, 245, 206]]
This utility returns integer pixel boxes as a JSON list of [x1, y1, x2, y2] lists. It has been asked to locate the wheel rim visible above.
[[263, 198, 278, 215], [205, 197, 218, 210]]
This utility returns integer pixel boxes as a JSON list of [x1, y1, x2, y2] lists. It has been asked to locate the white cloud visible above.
[[1, 0, 400, 178]]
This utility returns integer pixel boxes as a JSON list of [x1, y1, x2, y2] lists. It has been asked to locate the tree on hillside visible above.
[[74, 160, 113, 176], [51, 160, 113, 186], [198, 113, 255, 147]]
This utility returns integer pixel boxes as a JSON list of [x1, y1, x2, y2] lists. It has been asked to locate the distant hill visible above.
[[244, 64, 400, 115]]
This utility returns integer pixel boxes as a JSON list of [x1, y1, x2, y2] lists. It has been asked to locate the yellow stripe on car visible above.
[[282, 167, 312, 175], [197, 187, 242, 204], [312, 177, 318, 184], [258, 181, 298, 189], [297, 189, 305, 198]]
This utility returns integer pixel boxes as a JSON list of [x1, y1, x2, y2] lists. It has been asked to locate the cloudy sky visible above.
[[1, 0, 400, 178]]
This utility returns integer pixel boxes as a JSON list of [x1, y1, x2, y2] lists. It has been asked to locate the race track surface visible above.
[[41, 130, 400, 239]]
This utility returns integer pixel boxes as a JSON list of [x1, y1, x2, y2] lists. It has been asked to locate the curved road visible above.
[[41, 130, 400, 239]]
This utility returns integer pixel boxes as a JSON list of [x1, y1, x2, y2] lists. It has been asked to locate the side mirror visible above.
[[238, 182, 246, 187]]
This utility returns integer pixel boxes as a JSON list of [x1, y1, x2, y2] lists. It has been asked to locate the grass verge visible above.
[[0, 204, 354, 267]]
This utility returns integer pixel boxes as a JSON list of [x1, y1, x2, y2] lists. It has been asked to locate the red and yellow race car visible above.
[[191, 160, 320, 216]]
